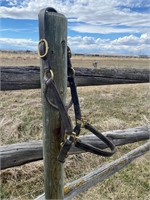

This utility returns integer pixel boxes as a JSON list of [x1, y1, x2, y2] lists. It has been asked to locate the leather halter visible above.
[[39, 8, 116, 163]]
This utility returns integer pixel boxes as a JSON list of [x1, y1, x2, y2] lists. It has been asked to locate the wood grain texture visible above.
[[1, 126, 149, 170], [35, 141, 150, 200], [1, 66, 149, 90], [39, 10, 67, 199]]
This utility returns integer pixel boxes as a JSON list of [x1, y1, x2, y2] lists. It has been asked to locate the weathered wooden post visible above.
[[38, 8, 67, 199]]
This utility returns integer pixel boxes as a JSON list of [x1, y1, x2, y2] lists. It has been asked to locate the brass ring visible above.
[[49, 69, 54, 80], [38, 39, 49, 58], [44, 70, 54, 83], [45, 69, 54, 80]]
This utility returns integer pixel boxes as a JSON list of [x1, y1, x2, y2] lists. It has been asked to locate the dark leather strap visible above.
[[75, 123, 116, 157], [68, 76, 81, 121], [66, 46, 116, 158], [57, 139, 72, 163], [38, 8, 56, 70], [67, 47, 82, 136], [39, 8, 73, 137], [39, 8, 116, 163], [45, 78, 73, 134]]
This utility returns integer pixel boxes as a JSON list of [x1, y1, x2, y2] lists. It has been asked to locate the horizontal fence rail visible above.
[[36, 141, 150, 200], [0, 126, 149, 170], [1, 66, 149, 90]]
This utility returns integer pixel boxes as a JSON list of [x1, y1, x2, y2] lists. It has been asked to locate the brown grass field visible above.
[[0, 51, 150, 199]]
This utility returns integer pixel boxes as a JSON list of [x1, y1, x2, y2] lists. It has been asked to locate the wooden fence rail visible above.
[[1, 126, 149, 170], [36, 141, 150, 200], [1, 66, 149, 90]]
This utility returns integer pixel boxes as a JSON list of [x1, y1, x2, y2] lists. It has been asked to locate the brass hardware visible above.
[[76, 117, 87, 127], [44, 69, 54, 81], [38, 39, 49, 58]]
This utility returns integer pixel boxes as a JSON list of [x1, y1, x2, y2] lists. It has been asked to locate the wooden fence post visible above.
[[39, 8, 67, 199]]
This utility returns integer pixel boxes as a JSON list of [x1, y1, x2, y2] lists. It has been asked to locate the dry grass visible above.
[[0, 50, 149, 69], [0, 51, 150, 199], [71, 55, 150, 69], [0, 51, 39, 66]]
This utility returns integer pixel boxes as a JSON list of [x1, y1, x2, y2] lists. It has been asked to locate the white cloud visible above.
[[0, 0, 149, 28], [68, 34, 150, 55], [111, 33, 150, 46], [69, 24, 145, 34], [0, 33, 149, 55], [0, 28, 37, 33], [111, 35, 139, 45], [0, 38, 37, 50], [0, 0, 149, 55]]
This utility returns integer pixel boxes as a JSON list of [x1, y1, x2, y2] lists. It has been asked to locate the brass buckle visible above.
[[76, 117, 87, 128], [62, 132, 79, 146], [70, 132, 79, 144]]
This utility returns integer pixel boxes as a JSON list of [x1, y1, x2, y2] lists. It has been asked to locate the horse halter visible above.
[[38, 7, 116, 163]]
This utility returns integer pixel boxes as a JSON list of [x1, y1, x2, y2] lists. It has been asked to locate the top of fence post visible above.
[[38, 7, 67, 199]]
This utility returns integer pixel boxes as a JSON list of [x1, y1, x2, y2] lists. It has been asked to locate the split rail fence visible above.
[[0, 8, 150, 200]]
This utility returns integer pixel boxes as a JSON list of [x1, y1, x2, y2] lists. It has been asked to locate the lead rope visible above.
[[38, 7, 116, 163]]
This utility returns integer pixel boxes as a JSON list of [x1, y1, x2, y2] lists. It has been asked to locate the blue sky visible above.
[[0, 0, 150, 55]]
